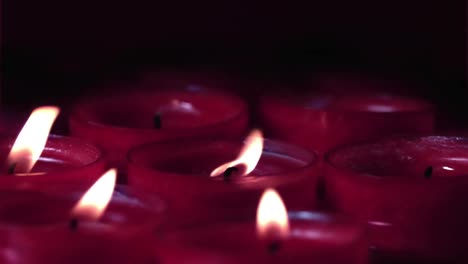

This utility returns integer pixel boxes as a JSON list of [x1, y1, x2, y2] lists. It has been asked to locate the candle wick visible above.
[[69, 218, 79, 231], [223, 167, 238, 182], [266, 240, 281, 255], [424, 166, 433, 179], [153, 112, 162, 129], [7, 163, 17, 175]]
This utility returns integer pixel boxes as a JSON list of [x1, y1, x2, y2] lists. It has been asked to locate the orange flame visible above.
[[210, 129, 264, 177], [256, 188, 290, 239], [7, 106, 60, 174], [71, 169, 117, 221]]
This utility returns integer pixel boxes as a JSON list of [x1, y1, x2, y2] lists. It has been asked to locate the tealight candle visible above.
[[258, 93, 434, 153], [0, 169, 166, 264], [0, 134, 107, 188], [153, 189, 368, 264], [325, 136, 468, 263], [0, 106, 106, 188], [127, 130, 319, 226], [69, 88, 248, 180]]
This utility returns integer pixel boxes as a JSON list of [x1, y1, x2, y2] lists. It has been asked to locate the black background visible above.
[[2, 0, 466, 130]]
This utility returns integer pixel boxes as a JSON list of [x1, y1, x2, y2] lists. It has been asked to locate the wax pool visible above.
[[258, 93, 434, 153], [0, 185, 165, 264], [128, 138, 319, 226], [325, 136, 468, 263]]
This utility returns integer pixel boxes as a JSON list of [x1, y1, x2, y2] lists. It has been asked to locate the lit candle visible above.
[[0, 106, 106, 189], [0, 169, 165, 263], [325, 136, 468, 263], [258, 93, 434, 153], [153, 188, 368, 263], [128, 130, 319, 226], [69, 89, 248, 182]]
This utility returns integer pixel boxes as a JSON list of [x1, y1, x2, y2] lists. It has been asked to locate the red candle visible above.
[[0, 134, 107, 188], [128, 130, 319, 226], [324, 136, 468, 263], [258, 93, 434, 153], [69, 89, 248, 178], [0, 106, 106, 188], [153, 189, 368, 263], [0, 169, 165, 263]]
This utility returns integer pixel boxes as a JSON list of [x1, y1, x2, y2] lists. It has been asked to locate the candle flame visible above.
[[210, 129, 264, 177], [71, 169, 117, 221], [7, 106, 60, 174], [256, 188, 290, 239]]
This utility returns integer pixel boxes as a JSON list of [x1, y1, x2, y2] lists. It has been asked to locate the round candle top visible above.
[[128, 137, 317, 188], [0, 134, 101, 173], [326, 136, 468, 180], [0, 185, 165, 264], [324, 136, 468, 260], [154, 211, 367, 264], [71, 89, 247, 131], [0, 134, 106, 187], [128, 135, 320, 226], [259, 93, 434, 153]]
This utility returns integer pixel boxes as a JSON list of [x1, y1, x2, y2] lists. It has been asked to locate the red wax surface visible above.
[[325, 136, 468, 262], [259, 93, 434, 153], [0, 134, 106, 188], [153, 211, 368, 264], [0, 185, 165, 264], [128, 138, 319, 226], [69, 89, 248, 175]]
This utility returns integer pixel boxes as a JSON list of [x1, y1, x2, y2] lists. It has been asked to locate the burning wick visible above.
[[153, 112, 162, 129], [424, 166, 433, 179], [222, 166, 239, 182]]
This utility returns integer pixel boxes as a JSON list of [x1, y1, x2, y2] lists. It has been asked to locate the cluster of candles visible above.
[[0, 76, 466, 264]]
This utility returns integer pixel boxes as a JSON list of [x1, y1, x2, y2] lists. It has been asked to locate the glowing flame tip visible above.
[[71, 168, 117, 221], [256, 188, 290, 239]]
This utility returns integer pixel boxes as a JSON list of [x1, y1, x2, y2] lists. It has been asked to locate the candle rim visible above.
[[325, 135, 468, 182], [127, 137, 319, 181], [0, 184, 166, 230], [70, 89, 249, 132], [0, 133, 105, 176]]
